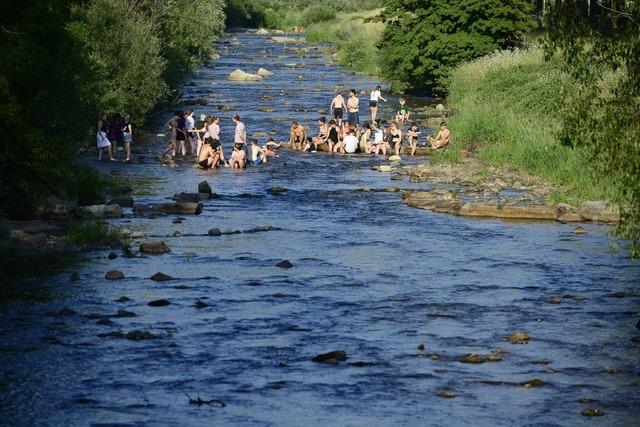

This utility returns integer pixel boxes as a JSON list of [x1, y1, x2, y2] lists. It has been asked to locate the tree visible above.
[[378, 0, 535, 94], [545, 1, 640, 257]]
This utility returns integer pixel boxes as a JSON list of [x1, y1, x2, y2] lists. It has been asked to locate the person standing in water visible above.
[[330, 91, 346, 126], [162, 111, 179, 159], [122, 115, 132, 162], [347, 89, 360, 125], [96, 114, 114, 161], [233, 113, 246, 147], [369, 85, 386, 123]]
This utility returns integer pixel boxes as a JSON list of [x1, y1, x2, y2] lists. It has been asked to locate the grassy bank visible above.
[[304, 9, 384, 76], [444, 47, 613, 204]]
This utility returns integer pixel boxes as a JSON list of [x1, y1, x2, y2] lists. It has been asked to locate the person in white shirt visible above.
[[232, 113, 246, 145], [343, 129, 358, 154], [369, 85, 386, 123], [367, 122, 386, 155], [185, 110, 196, 155]]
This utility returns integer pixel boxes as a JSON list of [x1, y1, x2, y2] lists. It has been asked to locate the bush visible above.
[[66, 220, 119, 246]]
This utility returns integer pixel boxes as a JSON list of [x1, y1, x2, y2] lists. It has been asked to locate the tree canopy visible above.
[[378, 0, 535, 94]]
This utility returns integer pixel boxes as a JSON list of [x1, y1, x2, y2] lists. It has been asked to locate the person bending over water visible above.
[[230, 143, 246, 169], [369, 85, 386, 123], [289, 121, 307, 151], [197, 137, 220, 169], [330, 91, 346, 126], [427, 121, 451, 149], [249, 139, 267, 165]]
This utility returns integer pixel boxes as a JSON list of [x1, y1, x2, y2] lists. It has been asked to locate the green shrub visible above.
[[66, 220, 119, 246]]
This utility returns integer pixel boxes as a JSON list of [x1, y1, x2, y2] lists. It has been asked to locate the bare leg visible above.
[[371, 106, 377, 123], [125, 143, 131, 161], [109, 143, 116, 160]]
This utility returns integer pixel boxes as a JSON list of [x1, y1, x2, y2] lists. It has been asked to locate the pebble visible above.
[[523, 379, 545, 388], [486, 353, 503, 362], [115, 296, 131, 302], [150, 272, 175, 281], [108, 251, 118, 260], [275, 260, 293, 269], [269, 186, 287, 194], [506, 331, 531, 344], [581, 408, 605, 417], [417, 343, 425, 350], [148, 299, 171, 307], [208, 228, 222, 236], [438, 391, 456, 398], [105, 270, 125, 280], [195, 299, 209, 309], [312, 350, 347, 365], [459, 353, 486, 364], [547, 297, 562, 304], [116, 309, 136, 317], [572, 226, 588, 234]]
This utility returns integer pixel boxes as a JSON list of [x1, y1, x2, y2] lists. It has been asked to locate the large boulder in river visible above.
[[576, 200, 620, 222], [257, 67, 274, 77], [228, 69, 262, 82], [72, 204, 123, 219]]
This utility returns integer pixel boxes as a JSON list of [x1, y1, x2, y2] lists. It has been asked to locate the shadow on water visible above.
[[0, 31, 639, 426]]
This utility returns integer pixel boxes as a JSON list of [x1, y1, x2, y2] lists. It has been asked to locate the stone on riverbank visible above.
[[577, 200, 620, 222], [312, 350, 347, 364], [256, 28, 269, 35], [134, 202, 203, 216], [228, 69, 262, 81], [139, 240, 170, 254], [72, 204, 123, 219], [105, 270, 125, 280], [257, 67, 274, 77], [271, 36, 305, 44]]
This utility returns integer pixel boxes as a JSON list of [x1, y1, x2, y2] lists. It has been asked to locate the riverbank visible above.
[[444, 48, 612, 206]]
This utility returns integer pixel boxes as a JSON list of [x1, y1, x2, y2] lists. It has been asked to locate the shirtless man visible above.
[[330, 91, 346, 126], [427, 121, 451, 149], [230, 143, 246, 169], [347, 89, 360, 125], [289, 121, 307, 151], [197, 137, 220, 169]]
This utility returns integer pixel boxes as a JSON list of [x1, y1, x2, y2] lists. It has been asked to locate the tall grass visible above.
[[305, 10, 384, 76], [447, 47, 612, 204]]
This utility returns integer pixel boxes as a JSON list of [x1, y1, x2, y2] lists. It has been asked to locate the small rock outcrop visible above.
[[257, 67, 274, 77], [139, 240, 171, 254], [150, 272, 174, 281], [275, 260, 293, 269], [228, 69, 262, 81], [198, 181, 212, 195], [105, 270, 125, 280]]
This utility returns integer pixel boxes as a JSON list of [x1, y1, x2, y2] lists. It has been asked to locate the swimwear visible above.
[[333, 108, 343, 119], [211, 139, 221, 150], [347, 111, 359, 124], [199, 159, 210, 168], [369, 100, 378, 108], [328, 128, 339, 144]]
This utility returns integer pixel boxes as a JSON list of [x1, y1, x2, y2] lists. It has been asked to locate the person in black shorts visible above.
[[330, 91, 346, 126]]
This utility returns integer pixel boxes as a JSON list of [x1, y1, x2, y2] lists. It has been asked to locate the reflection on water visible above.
[[0, 32, 638, 426]]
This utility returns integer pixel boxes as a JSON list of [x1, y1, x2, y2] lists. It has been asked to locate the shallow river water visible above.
[[1, 32, 639, 426]]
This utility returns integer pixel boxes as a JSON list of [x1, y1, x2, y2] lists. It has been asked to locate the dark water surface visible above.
[[1, 32, 639, 427]]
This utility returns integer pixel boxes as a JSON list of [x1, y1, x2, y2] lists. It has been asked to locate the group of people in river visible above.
[[290, 86, 450, 156], [96, 86, 450, 167]]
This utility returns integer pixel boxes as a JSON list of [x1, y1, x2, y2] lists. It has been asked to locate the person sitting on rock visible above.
[[395, 98, 410, 123], [327, 119, 339, 152], [406, 122, 421, 156], [343, 129, 359, 154], [359, 122, 371, 153], [230, 143, 246, 169], [289, 121, 307, 151], [197, 137, 220, 169], [427, 121, 451, 149], [312, 117, 328, 148], [368, 122, 387, 155], [388, 121, 403, 156]]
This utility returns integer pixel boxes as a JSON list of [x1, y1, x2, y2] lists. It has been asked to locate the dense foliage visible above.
[[225, 0, 383, 29], [378, 0, 535, 94], [544, 1, 640, 257], [0, 0, 224, 218]]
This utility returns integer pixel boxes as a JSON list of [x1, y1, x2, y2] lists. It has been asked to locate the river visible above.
[[0, 31, 638, 426]]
